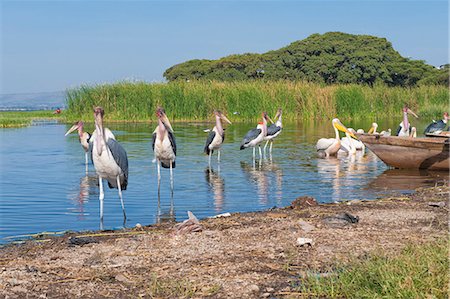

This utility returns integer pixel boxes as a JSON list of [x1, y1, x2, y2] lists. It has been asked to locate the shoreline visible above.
[[0, 185, 448, 298]]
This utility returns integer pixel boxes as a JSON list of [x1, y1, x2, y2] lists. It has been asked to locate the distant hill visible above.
[[164, 32, 448, 87], [0, 91, 66, 111]]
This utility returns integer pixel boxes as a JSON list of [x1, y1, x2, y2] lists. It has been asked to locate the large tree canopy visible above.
[[163, 32, 446, 87]]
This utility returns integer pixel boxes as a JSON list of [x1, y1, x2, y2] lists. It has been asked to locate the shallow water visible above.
[[0, 119, 447, 243]]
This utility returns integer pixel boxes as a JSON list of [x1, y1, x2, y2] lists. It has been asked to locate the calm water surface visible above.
[[0, 119, 448, 243]]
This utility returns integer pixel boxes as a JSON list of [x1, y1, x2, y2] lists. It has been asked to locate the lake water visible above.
[[0, 119, 448, 243]]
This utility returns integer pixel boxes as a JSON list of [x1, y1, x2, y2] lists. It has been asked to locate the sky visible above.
[[0, 0, 448, 94]]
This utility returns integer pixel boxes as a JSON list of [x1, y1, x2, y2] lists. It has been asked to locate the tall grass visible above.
[[65, 81, 448, 122], [299, 239, 448, 298]]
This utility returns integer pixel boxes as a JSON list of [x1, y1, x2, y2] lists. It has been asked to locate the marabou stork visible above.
[[65, 121, 92, 173], [204, 110, 232, 166], [263, 108, 283, 156], [316, 118, 356, 158], [424, 112, 449, 134], [152, 107, 176, 192], [91, 107, 129, 225], [396, 106, 419, 136], [240, 112, 270, 160]]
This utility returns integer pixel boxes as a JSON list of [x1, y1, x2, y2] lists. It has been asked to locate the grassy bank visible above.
[[299, 238, 448, 298], [0, 111, 63, 128], [64, 81, 448, 122]]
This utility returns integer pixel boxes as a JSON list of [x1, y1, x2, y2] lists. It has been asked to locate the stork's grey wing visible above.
[[267, 124, 281, 136], [107, 138, 129, 179], [152, 132, 156, 152], [242, 128, 261, 145], [396, 125, 402, 136], [168, 131, 177, 156], [424, 120, 445, 134], [88, 140, 94, 164], [204, 131, 216, 154]]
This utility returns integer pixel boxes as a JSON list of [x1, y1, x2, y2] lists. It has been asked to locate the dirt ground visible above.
[[0, 185, 448, 298]]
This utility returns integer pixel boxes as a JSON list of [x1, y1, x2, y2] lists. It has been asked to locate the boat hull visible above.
[[358, 134, 449, 171]]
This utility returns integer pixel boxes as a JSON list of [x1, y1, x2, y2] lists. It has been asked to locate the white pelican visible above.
[[367, 122, 378, 134], [152, 107, 176, 192], [341, 128, 364, 152], [410, 127, 417, 138], [380, 129, 392, 137], [424, 112, 448, 134], [65, 121, 92, 173], [240, 112, 270, 160], [204, 110, 232, 166], [263, 108, 283, 156], [91, 107, 128, 225], [316, 118, 356, 157], [396, 106, 419, 136]]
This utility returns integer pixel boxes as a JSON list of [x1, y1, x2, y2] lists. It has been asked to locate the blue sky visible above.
[[1, 0, 448, 94]]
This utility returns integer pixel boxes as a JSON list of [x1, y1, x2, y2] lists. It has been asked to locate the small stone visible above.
[[135, 223, 143, 229], [298, 220, 315, 232], [210, 212, 231, 218], [266, 287, 274, 292], [262, 293, 271, 297], [11, 286, 27, 293], [428, 201, 446, 208], [297, 237, 313, 246], [115, 274, 131, 284], [249, 284, 260, 293]]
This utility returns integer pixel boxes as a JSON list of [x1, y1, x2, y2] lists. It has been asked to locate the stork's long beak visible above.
[[64, 124, 79, 136], [267, 116, 275, 124], [407, 108, 419, 118], [221, 114, 232, 125], [94, 112, 106, 156], [334, 121, 357, 139], [162, 114, 174, 133]]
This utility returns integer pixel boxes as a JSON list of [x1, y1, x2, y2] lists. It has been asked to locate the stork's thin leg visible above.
[[157, 160, 161, 194], [269, 140, 273, 154], [208, 151, 212, 167], [117, 175, 126, 222], [99, 176, 104, 229], [85, 152, 89, 174], [252, 147, 256, 160], [258, 145, 262, 159], [217, 149, 221, 163], [169, 160, 174, 195], [263, 140, 269, 157], [156, 190, 161, 224]]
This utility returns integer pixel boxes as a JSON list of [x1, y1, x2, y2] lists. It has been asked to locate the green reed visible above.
[[64, 81, 448, 122]]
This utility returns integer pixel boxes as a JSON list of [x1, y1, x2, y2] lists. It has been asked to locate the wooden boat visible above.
[[357, 134, 449, 171]]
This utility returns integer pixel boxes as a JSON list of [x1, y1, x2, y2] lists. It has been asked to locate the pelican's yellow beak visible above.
[[367, 127, 374, 134], [334, 120, 357, 139]]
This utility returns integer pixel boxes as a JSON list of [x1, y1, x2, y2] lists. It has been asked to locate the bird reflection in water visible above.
[[68, 175, 98, 220], [205, 167, 225, 212], [240, 160, 283, 205], [156, 188, 175, 225], [316, 157, 341, 202]]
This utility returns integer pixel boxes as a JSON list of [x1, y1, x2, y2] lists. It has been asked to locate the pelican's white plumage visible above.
[[316, 118, 356, 157]]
